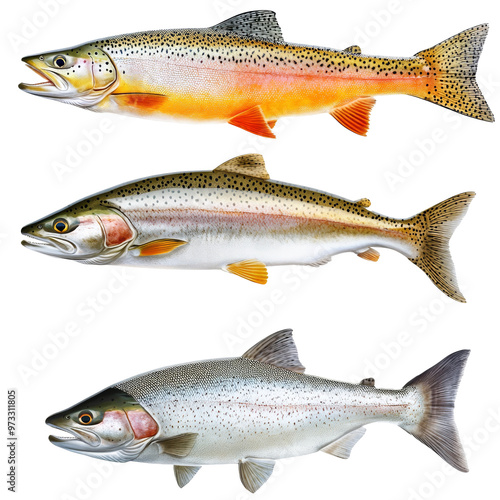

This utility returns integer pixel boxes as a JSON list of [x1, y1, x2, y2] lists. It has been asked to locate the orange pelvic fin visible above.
[[267, 119, 277, 129], [330, 97, 376, 136], [112, 93, 169, 111], [357, 248, 380, 262], [228, 106, 276, 138], [134, 239, 187, 256], [225, 259, 268, 284]]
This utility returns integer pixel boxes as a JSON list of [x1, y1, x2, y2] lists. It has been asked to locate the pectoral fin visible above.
[[239, 457, 275, 493], [331, 97, 376, 136], [111, 93, 169, 111], [132, 239, 187, 257], [357, 248, 380, 262], [228, 106, 276, 138], [174, 465, 201, 488], [225, 259, 268, 284], [321, 427, 367, 459], [157, 433, 198, 457]]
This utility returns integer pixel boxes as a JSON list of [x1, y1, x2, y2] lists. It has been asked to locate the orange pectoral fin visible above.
[[225, 259, 268, 284], [134, 239, 187, 256], [331, 97, 376, 136], [228, 106, 276, 138], [357, 248, 380, 262], [112, 93, 169, 112]]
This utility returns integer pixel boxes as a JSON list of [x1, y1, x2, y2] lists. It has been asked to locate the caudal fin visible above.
[[401, 350, 470, 472], [409, 192, 475, 303], [415, 24, 494, 122]]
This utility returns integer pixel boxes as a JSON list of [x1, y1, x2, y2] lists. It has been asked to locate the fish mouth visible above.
[[21, 234, 76, 256], [47, 424, 101, 451], [19, 61, 69, 96]]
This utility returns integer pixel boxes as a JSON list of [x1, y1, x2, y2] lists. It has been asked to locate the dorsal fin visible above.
[[242, 329, 305, 373], [214, 154, 270, 179], [211, 10, 284, 43], [344, 45, 361, 54]]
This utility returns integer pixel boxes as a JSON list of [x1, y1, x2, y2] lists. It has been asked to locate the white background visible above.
[[2, 1, 499, 499]]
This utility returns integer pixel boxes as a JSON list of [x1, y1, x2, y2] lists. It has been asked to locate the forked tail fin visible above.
[[400, 350, 470, 472], [408, 192, 475, 303], [415, 24, 494, 122]]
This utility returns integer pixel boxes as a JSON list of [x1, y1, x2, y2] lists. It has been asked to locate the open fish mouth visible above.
[[21, 234, 76, 256], [47, 425, 101, 450], [19, 62, 69, 96]]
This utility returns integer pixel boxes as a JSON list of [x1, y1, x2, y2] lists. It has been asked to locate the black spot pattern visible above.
[[85, 28, 423, 78], [408, 192, 475, 303], [415, 24, 493, 121]]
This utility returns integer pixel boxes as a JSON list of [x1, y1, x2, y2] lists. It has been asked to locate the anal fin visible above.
[[228, 105, 276, 138], [239, 457, 275, 493], [321, 427, 367, 459], [174, 465, 201, 488], [331, 97, 376, 136], [357, 248, 380, 262], [225, 259, 268, 284]]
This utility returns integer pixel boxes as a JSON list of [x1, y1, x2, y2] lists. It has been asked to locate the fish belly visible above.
[[115, 210, 414, 270]]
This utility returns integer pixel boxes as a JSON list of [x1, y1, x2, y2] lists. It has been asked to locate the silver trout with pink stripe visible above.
[[21, 154, 473, 301], [46, 330, 470, 492]]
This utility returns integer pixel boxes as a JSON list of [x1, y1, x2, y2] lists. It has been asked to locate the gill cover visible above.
[[89, 46, 117, 90]]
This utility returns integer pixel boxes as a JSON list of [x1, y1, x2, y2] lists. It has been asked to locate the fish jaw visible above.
[[19, 57, 70, 97], [46, 416, 102, 451], [21, 232, 77, 257]]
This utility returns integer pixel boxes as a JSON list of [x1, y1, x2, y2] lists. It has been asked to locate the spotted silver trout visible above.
[[21, 154, 473, 301], [46, 330, 470, 492], [19, 10, 493, 138]]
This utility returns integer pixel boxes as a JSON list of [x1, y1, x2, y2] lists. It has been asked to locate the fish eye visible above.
[[54, 56, 66, 68], [39, 56, 44, 61], [78, 412, 93, 425], [53, 219, 69, 233]]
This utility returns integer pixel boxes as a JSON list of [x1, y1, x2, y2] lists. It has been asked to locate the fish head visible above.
[[46, 388, 159, 462], [19, 43, 118, 107], [21, 204, 136, 264]]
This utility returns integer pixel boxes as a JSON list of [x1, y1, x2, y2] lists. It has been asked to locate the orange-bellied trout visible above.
[[19, 10, 494, 137]]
